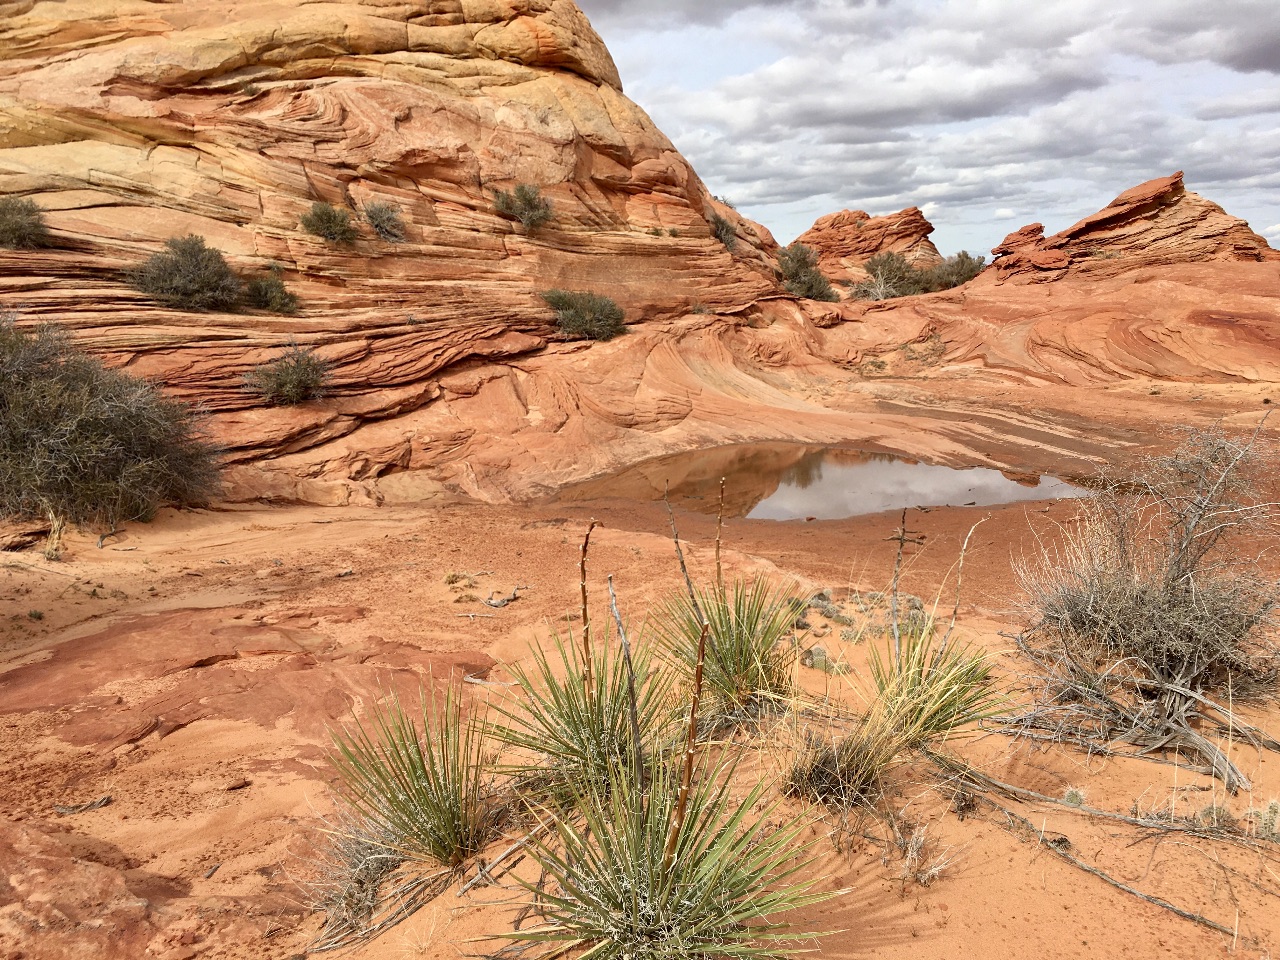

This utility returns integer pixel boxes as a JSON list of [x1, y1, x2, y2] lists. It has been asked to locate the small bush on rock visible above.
[[363, 201, 405, 242], [244, 269, 299, 314], [778, 242, 839, 301], [301, 202, 358, 244], [130, 235, 243, 311], [541, 290, 625, 342], [242, 342, 333, 405], [494, 184, 553, 231], [0, 197, 51, 249], [710, 212, 737, 251], [0, 314, 220, 556]]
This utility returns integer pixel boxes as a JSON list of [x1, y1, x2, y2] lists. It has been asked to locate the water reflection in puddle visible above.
[[559, 443, 1086, 520], [748, 449, 1084, 520]]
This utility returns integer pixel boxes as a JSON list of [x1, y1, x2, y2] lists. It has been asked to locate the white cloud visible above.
[[1263, 223, 1280, 238], [578, 0, 1280, 250]]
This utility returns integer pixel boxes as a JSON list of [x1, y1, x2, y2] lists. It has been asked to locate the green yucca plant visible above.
[[869, 620, 1001, 750], [655, 579, 801, 726], [327, 684, 505, 870], [509, 757, 840, 960], [492, 631, 675, 798]]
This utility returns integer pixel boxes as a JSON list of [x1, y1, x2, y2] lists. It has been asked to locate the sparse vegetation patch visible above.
[[302, 202, 358, 244], [0, 197, 51, 249], [130, 234, 243, 311], [853, 250, 985, 301], [0, 314, 220, 557], [494, 184, 553, 232], [541, 289, 625, 342], [363, 201, 405, 242], [242, 342, 333, 405], [244, 269, 299, 314], [777, 242, 839, 301]]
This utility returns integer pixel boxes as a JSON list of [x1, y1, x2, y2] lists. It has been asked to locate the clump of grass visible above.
[[786, 720, 900, 808], [130, 235, 243, 311], [0, 315, 220, 557], [541, 289, 625, 342], [1063, 786, 1086, 807], [363, 201, 405, 242], [710, 213, 737, 251], [654, 579, 801, 728], [787, 624, 998, 808], [242, 342, 332, 405], [27, 610, 44, 621], [0, 197, 51, 249], [494, 184, 553, 232], [777, 242, 839, 302], [301, 202, 358, 244], [492, 632, 674, 800], [509, 756, 838, 960], [244, 269, 298, 314]]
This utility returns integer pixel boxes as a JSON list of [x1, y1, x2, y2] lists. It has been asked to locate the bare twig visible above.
[[579, 520, 599, 697], [664, 621, 709, 871], [715, 476, 726, 592], [664, 484, 704, 625], [607, 574, 645, 781]]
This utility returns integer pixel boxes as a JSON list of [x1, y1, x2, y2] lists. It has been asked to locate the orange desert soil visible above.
[[2, 491, 1279, 960]]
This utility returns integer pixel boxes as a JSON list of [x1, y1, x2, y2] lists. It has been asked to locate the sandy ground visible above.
[[2, 490, 1279, 960]]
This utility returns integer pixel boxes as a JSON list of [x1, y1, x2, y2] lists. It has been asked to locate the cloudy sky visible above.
[[577, 0, 1280, 255]]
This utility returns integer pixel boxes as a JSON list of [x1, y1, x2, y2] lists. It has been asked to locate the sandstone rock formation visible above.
[[794, 206, 942, 285], [991, 171, 1279, 283], [0, 0, 786, 503]]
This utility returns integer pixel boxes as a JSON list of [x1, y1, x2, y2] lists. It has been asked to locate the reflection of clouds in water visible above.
[[749, 459, 1082, 521]]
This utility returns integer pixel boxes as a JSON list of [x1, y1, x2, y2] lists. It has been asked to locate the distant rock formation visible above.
[[794, 207, 942, 285], [991, 172, 1279, 283]]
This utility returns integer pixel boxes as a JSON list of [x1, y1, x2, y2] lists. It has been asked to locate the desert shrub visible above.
[[0, 315, 220, 555], [244, 269, 298, 314], [301, 202, 358, 243], [921, 250, 985, 289], [363, 201, 405, 242], [242, 342, 332, 405], [710, 212, 737, 251], [511, 756, 836, 960], [853, 251, 924, 301], [1013, 425, 1280, 792], [492, 632, 675, 799], [654, 579, 801, 728], [777, 242, 839, 302], [494, 184, 553, 231], [0, 197, 50, 249], [541, 289, 625, 342], [130, 234, 243, 311], [853, 250, 985, 301]]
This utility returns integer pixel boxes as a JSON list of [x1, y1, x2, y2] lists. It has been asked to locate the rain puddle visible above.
[[559, 443, 1086, 521]]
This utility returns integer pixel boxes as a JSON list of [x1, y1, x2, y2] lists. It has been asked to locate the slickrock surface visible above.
[[991, 171, 1279, 282], [794, 206, 942, 285]]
